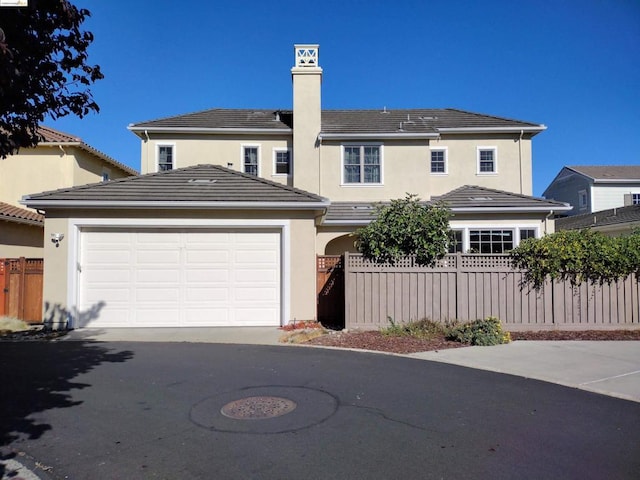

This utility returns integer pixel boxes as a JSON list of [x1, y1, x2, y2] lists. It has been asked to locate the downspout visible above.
[[544, 210, 554, 235], [58, 145, 66, 155], [518, 129, 524, 194]]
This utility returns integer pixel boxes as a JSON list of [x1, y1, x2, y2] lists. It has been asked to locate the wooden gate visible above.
[[317, 255, 345, 329], [1, 258, 44, 323]]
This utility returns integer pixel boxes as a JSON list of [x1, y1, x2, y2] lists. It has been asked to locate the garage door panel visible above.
[[79, 228, 281, 328]]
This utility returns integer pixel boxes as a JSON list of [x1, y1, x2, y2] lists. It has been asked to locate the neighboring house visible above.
[[555, 204, 640, 236], [543, 165, 640, 216], [0, 126, 137, 257], [23, 44, 570, 329]]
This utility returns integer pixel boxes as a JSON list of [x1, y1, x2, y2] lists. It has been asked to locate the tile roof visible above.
[[37, 126, 138, 176], [0, 202, 44, 226], [567, 165, 640, 181], [22, 164, 328, 208], [129, 108, 543, 136], [323, 186, 570, 225], [431, 185, 571, 211], [555, 205, 640, 231]]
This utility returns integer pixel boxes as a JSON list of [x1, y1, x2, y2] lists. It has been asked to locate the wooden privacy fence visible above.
[[341, 252, 640, 331], [0, 258, 44, 323]]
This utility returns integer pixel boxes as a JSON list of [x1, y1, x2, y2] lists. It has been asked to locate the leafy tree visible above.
[[0, 0, 103, 158], [356, 194, 452, 266], [509, 229, 640, 290]]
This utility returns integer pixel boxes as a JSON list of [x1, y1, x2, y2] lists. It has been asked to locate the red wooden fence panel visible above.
[[1, 258, 43, 323]]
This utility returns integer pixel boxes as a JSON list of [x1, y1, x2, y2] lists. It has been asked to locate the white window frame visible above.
[[341, 143, 384, 186], [632, 193, 640, 205], [578, 189, 588, 209], [476, 146, 497, 175], [449, 224, 540, 253], [272, 148, 292, 176], [156, 143, 176, 172], [241, 144, 261, 176], [430, 147, 448, 175], [518, 227, 539, 243], [101, 168, 111, 182]]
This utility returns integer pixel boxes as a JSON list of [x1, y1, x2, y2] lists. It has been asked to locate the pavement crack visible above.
[[342, 403, 430, 432]]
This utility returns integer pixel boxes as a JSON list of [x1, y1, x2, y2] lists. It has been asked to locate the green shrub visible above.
[[381, 317, 446, 339], [446, 317, 511, 346]]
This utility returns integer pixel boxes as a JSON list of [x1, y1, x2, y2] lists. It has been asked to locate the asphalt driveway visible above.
[[1, 341, 639, 479]]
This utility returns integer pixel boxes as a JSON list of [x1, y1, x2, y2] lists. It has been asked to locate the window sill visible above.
[[430, 172, 449, 176], [340, 183, 384, 187], [476, 172, 498, 176]]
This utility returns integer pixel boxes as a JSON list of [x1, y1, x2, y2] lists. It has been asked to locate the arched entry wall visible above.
[[316, 227, 359, 255]]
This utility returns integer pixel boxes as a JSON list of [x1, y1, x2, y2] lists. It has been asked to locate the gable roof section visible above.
[[0, 202, 44, 226], [21, 164, 329, 210], [555, 205, 640, 231], [323, 186, 570, 225], [565, 165, 640, 183], [432, 185, 571, 212], [38, 126, 138, 176], [128, 108, 544, 138]]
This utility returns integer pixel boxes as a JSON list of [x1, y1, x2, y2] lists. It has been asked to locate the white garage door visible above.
[[78, 228, 281, 327]]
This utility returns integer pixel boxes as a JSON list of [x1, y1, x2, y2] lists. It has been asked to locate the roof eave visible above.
[[449, 205, 572, 213], [21, 200, 330, 210], [128, 126, 292, 135], [318, 133, 439, 140], [437, 126, 546, 134]]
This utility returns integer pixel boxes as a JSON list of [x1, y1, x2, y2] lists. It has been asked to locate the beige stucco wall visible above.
[[0, 222, 44, 257], [140, 134, 294, 186], [1, 145, 132, 208], [42, 208, 320, 328], [317, 134, 533, 202], [316, 212, 553, 255], [1, 147, 74, 207]]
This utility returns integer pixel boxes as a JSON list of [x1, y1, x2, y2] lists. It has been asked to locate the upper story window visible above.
[[430, 148, 447, 174], [343, 144, 382, 185], [243, 145, 259, 176], [157, 144, 174, 171], [273, 149, 291, 175], [633, 193, 640, 205], [477, 147, 497, 174], [578, 189, 588, 209], [101, 169, 110, 182]]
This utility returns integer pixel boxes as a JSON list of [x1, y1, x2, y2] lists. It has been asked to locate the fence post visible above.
[[344, 251, 350, 329]]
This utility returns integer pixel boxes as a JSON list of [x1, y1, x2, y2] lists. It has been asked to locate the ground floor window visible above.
[[469, 229, 514, 253], [449, 230, 464, 253]]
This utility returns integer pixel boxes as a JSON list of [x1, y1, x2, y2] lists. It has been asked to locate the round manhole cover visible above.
[[221, 396, 297, 420]]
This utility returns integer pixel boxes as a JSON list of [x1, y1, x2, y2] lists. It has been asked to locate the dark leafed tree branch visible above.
[[0, 0, 103, 158]]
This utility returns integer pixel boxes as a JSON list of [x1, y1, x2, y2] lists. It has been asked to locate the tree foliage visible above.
[[509, 229, 640, 290], [0, 0, 103, 158], [356, 194, 452, 266]]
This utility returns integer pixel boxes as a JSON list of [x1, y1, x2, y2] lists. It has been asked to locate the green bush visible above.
[[509, 229, 640, 290], [356, 194, 452, 267], [446, 317, 511, 346], [381, 317, 446, 339]]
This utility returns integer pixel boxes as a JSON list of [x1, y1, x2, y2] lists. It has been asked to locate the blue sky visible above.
[[47, 0, 640, 195]]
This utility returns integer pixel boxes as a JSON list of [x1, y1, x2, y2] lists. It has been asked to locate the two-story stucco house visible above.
[[543, 165, 640, 216], [23, 45, 569, 329], [1, 126, 137, 257]]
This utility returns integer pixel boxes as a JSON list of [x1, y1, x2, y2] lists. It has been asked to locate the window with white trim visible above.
[[243, 145, 259, 176], [469, 229, 513, 253], [449, 230, 463, 253], [101, 169, 110, 182], [632, 193, 640, 205], [578, 189, 588, 209], [519, 228, 537, 242], [157, 144, 174, 171], [343, 144, 382, 184], [273, 148, 291, 175], [477, 147, 497, 174], [430, 148, 447, 174]]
